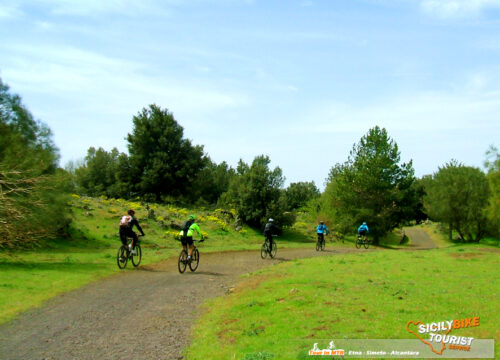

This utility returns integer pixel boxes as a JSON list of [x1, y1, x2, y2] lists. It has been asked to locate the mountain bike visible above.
[[177, 238, 204, 273], [356, 234, 370, 249], [117, 235, 143, 269], [261, 235, 277, 259], [316, 233, 326, 251]]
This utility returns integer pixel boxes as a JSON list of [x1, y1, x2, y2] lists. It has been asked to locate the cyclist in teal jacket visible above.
[[357, 222, 369, 241], [316, 221, 329, 243]]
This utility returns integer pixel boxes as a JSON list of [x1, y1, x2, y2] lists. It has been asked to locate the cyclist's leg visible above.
[[265, 233, 272, 249], [130, 232, 138, 249], [181, 236, 188, 252], [119, 229, 128, 247], [186, 237, 194, 256]]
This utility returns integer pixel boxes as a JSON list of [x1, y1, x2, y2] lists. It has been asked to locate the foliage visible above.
[[73, 104, 232, 204], [484, 145, 500, 235], [73, 147, 131, 198], [285, 181, 320, 210], [321, 126, 416, 243], [220, 155, 293, 228], [412, 177, 429, 224], [127, 104, 205, 201], [188, 158, 236, 205], [0, 78, 70, 247], [424, 160, 490, 242]]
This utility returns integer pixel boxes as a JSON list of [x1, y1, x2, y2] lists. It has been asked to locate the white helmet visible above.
[[268, 218, 274, 222]]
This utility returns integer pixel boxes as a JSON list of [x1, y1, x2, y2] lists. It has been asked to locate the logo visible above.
[[406, 316, 480, 355], [309, 340, 345, 356]]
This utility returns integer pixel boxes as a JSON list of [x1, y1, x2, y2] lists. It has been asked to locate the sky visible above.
[[1, 0, 499, 189]]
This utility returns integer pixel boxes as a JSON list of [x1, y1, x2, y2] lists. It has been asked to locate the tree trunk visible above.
[[456, 228, 466, 242], [448, 223, 453, 240]]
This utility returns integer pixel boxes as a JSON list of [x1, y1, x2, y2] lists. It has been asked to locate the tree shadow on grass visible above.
[[183, 271, 226, 276], [0, 261, 109, 271]]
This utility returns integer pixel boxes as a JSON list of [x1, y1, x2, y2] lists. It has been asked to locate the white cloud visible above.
[[420, 0, 500, 18], [4, 44, 248, 112], [296, 85, 500, 135], [0, 3, 21, 18], [0, 0, 174, 18]]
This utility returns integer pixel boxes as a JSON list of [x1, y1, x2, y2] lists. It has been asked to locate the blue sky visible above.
[[1, 0, 499, 189]]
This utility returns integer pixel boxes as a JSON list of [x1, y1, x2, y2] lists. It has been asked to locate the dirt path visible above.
[[404, 227, 437, 250], [0, 246, 368, 360]]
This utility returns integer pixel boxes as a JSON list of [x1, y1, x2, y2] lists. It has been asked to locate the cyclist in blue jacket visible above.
[[316, 221, 329, 243], [357, 222, 369, 241]]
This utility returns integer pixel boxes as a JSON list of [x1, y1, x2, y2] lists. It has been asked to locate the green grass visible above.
[[186, 245, 500, 360]]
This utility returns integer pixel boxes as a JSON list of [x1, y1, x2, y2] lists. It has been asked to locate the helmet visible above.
[[268, 218, 274, 222], [320, 221, 324, 224], [189, 214, 196, 220], [362, 222, 367, 225]]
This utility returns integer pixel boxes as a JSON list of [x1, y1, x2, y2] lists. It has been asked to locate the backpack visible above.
[[182, 219, 194, 237], [120, 215, 132, 228]]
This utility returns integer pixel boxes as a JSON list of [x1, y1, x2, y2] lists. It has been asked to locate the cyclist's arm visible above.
[[190, 223, 202, 238], [132, 219, 145, 236]]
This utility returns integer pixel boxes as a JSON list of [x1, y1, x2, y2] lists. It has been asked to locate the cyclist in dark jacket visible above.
[[264, 218, 278, 248], [119, 209, 145, 255]]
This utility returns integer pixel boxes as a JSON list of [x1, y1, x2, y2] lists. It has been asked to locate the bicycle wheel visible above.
[[260, 242, 268, 259], [117, 246, 128, 269], [178, 250, 188, 273], [189, 248, 200, 272], [363, 239, 369, 249], [270, 241, 277, 258], [355, 236, 361, 249], [131, 244, 142, 267], [321, 239, 325, 251]]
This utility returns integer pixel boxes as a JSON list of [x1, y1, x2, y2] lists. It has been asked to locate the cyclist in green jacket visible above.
[[179, 214, 204, 260]]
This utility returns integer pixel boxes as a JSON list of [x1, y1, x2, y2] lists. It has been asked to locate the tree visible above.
[[188, 158, 236, 205], [220, 155, 291, 228], [323, 126, 416, 243], [484, 146, 500, 235], [127, 105, 205, 201], [285, 181, 320, 210], [0, 78, 70, 247], [74, 147, 131, 198], [424, 160, 490, 242]]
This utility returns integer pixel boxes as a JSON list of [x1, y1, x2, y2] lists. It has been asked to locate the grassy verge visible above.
[[187, 245, 500, 359]]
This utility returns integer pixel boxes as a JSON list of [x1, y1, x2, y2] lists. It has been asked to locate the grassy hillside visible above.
[[0, 196, 328, 324]]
